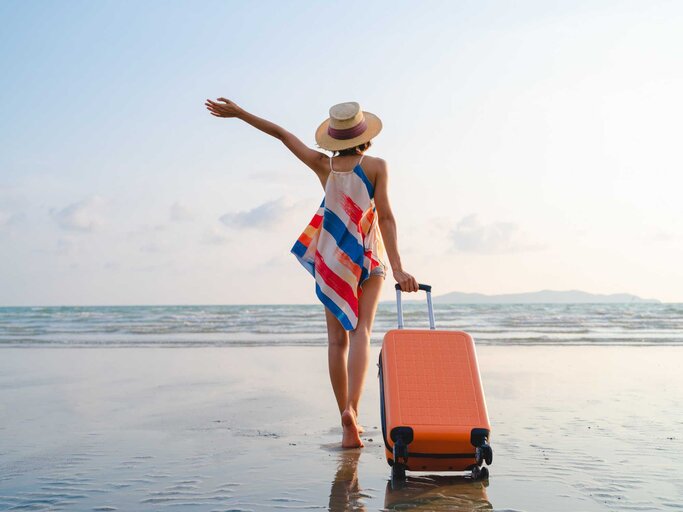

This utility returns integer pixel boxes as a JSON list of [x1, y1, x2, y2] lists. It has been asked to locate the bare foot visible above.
[[341, 409, 364, 448], [346, 414, 363, 433], [339, 411, 363, 433]]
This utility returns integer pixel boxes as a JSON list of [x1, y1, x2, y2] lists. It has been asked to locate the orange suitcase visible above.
[[378, 283, 493, 483]]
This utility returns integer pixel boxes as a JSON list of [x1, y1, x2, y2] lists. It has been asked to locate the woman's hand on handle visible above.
[[205, 97, 244, 118], [393, 269, 419, 292]]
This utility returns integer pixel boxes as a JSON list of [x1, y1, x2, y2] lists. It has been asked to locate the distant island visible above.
[[429, 290, 661, 304]]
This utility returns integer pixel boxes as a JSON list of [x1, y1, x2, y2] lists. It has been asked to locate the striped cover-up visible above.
[[291, 154, 386, 330]]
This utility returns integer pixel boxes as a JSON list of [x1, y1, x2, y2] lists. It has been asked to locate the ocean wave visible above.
[[1, 303, 681, 347]]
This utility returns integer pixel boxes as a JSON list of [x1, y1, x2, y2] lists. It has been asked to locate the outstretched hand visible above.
[[393, 269, 419, 292], [205, 97, 243, 118]]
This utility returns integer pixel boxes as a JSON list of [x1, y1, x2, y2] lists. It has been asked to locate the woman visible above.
[[205, 98, 418, 448]]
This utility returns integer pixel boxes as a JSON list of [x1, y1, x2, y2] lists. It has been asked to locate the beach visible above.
[[4, 1, 683, 510], [1, 345, 681, 511]]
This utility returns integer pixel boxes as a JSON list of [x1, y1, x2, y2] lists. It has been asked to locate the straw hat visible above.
[[315, 101, 382, 151]]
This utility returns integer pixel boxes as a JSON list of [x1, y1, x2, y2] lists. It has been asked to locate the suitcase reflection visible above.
[[383, 475, 492, 511], [328, 450, 492, 512]]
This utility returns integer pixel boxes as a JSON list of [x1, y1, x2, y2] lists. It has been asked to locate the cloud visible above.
[[649, 231, 681, 242], [51, 196, 106, 232], [0, 211, 24, 228], [170, 201, 194, 222], [127, 223, 166, 237], [126, 224, 170, 253], [451, 214, 544, 254], [220, 197, 308, 230], [56, 237, 75, 254], [202, 226, 231, 245], [140, 242, 164, 253]]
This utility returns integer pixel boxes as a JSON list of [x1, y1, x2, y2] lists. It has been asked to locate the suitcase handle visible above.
[[394, 283, 432, 293], [394, 283, 436, 330]]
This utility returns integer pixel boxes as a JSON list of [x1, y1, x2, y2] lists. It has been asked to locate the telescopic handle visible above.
[[395, 283, 436, 330], [394, 283, 432, 292]]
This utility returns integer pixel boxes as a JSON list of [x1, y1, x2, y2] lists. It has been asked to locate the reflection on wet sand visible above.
[[328, 449, 492, 511], [328, 449, 366, 511], [384, 474, 492, 511]]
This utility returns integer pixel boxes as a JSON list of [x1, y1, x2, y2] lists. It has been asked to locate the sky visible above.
[[1, 0, 682, 305]]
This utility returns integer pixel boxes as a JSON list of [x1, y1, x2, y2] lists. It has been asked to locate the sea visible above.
[[1, 302, 681, 347]]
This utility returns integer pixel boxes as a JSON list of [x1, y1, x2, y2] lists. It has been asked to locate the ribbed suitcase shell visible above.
[[379, 328, 491, 472]]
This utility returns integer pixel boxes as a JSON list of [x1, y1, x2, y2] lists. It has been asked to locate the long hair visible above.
[[331, 140, 372, 157]]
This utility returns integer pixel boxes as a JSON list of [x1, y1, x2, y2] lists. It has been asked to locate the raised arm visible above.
[[373, 160, 419, 292], [205, 97, 327, 180]]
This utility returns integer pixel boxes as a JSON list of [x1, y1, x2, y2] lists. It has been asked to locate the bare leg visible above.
[[325, 307, 349, 416], [342, 275, 384, 448], [324, 308, 365, 434]]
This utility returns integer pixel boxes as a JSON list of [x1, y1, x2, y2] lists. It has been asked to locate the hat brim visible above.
[[315, 111, 382, 151]]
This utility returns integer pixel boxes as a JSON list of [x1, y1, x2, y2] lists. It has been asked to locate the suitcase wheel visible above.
[[476, 444, 493, 466], [483, 445, 493, 465]]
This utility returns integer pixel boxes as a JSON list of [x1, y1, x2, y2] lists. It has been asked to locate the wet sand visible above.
[[0, 345, 681, 511]]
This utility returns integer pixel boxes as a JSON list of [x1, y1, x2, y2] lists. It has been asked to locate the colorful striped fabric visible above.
[[291, 154, 387, 330]]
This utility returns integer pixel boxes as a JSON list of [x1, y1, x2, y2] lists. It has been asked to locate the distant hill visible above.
[[431, 290, 660, 304]]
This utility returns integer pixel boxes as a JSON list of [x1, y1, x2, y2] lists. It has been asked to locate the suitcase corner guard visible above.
[[390, 426, 413, 465]]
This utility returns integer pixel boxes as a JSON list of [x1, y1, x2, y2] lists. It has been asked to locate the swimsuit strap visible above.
[[329, 152, 365, 173]]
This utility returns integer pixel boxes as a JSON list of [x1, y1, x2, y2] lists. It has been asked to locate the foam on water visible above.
[[1, 303, 681, 347]]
